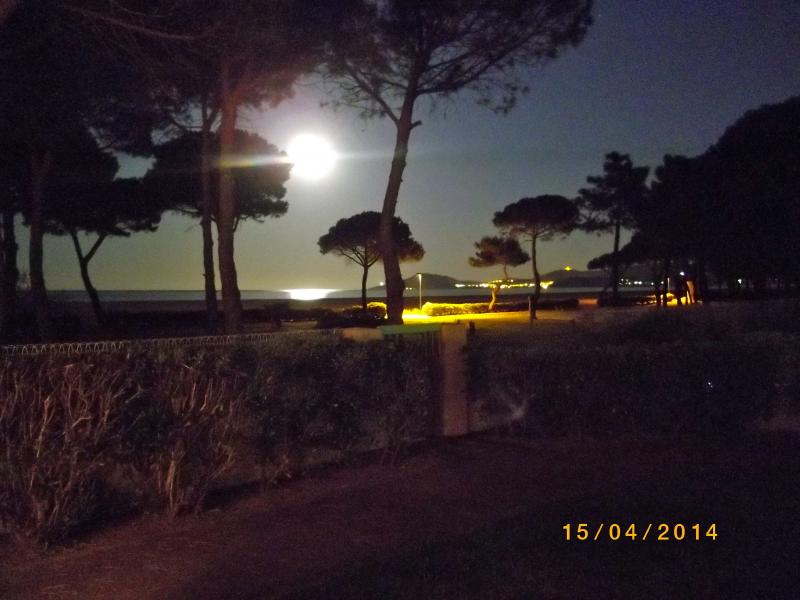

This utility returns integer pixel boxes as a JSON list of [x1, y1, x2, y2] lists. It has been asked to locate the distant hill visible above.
[[542, 268, 608, 288], [544, 266, 656, 287], [368, 273, 478, 290]]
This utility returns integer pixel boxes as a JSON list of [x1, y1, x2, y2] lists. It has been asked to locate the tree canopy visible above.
[[0, 2, 165, 338], [468, 235, 529, 310], [577, 152, 649, 303], [319, 211, 424, 311], [493, 194, 577, 318], [145, 130, 290, 228], [324, 0, 593, 323]]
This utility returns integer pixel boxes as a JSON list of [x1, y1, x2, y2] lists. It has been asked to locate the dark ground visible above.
[[2, 432, 799, 599]]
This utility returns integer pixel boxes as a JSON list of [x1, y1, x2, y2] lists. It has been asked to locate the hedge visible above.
[[467, 332, 799, 439], [0, 335, 436, 543]]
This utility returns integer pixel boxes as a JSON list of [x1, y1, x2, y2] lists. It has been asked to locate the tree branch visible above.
[[61, 3, 203, 41]]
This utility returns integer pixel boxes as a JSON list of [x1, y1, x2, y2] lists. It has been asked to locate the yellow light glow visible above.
[[283, 288, 336, 301], [287, 134, 336, 180], [401, 311, 431, 320], [564, 265, 572, 271]]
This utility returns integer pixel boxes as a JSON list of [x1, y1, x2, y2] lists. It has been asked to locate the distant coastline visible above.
[[47, 267, 656, 305], [48, 286, 634, 304]]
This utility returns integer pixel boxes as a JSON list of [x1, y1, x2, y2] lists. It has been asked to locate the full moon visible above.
[[287, 134, 336, 180]]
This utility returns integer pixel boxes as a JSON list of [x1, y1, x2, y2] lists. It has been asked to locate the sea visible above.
[[48, 286, 634, 304]]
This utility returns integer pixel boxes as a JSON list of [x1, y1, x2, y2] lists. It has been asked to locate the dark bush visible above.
[[597, 293, 657, 307], [0, 346, 245, 539], [468, 334, 794, 439], [608, 309, 731, 344], [0, 333, 437, 542], [120, 347, 244, 516], [341, 302, 388, 320], [239, 337, 350, 480], [341, 339, 436, 461], [0, 353, 141, 542], [315, 310, 384, 329], [240, 336, 436, 480]]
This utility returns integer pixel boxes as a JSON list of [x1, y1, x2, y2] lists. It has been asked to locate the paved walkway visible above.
[[3, 434, 799, 599]]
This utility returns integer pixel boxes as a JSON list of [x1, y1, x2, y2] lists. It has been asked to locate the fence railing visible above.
[[0, 329, 336, 357]]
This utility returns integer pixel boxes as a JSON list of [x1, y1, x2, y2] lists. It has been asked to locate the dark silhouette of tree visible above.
[[468, 236, 529, 311], [0, 9, 88, 339], [89, 7, 223, 331], [145, 128, 290, 256], [47, 175, 163, 326], [705, 96, 800, 292], [641, 154, 717, 304], [0, 3, 164, 339], [493, 195, 577, 319], [318, 211, 424, 311], [0, 137, 25, 339], [189, 1, 349, 334], [324, 0, 593, 323], [577, 152, 649, 304], [587, 232, 666, 306], [65, 2, 350, 334], [588, 98, 800, 305]]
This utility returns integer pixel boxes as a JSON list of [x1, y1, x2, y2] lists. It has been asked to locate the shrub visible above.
[[122, 347, 244, 516], [422, 302, 490, 316], [0, 353, 140, 542], [468, 334, 792, 439], [240, 336, 436, 479], [341, 302, 388, 319], [597, 293, 660, 307], [340, 339, 436, 462], [316, 310, 384, 329], [0, 346, 245, 539], [607, 309, 731, 344], [239, 337, 354, 481], [0, 333, 438, 542]]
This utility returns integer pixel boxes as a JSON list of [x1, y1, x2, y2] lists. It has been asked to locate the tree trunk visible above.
[[0, 209, 19, 339], [69, 230, 105, 326], [530, 236, 540, 321], [610, 214, 622, 304], [489, 283, 498, 312], [28, 151, 53, 340], [199, 116, 219, 332], [380, 103, 416, 324], [661, 257, 671, 307], [360, 262, 369, 312], [696, 256, 708, 303], [217, 86, 243, 334]]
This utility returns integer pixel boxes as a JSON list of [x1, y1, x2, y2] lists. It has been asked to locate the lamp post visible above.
[[418, 273, 422, 310]]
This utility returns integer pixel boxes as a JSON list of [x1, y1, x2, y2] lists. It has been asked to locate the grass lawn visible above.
[[3, 432, 798, 599]]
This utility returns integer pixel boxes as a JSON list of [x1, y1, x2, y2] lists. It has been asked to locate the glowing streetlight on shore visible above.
[[418, 273, 423, 310]]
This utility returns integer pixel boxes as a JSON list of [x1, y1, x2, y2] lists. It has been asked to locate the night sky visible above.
[[34, 0, 800, 292]]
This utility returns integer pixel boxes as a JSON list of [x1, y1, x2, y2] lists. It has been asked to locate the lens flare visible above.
[[287, 134, 336, 180]]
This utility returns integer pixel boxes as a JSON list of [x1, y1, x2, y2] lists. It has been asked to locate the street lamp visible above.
[[418, 273, 422, 310]]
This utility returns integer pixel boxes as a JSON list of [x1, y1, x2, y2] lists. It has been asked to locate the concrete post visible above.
[[439, 323, 469, 436], [353, 322, 471, 438]]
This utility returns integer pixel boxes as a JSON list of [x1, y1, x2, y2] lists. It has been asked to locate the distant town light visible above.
[[564, 265, 572, 271]]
